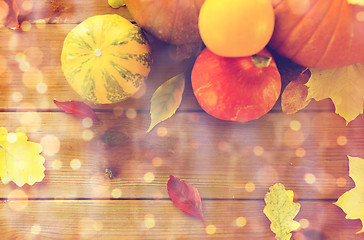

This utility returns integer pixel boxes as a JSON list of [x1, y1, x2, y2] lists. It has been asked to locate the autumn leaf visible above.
[[1, 0, 21, 30], [334, 155, 364, 233], [0, 127, 45, 187], [0, 0, 74, 29], [347, 0, 364, 6], [264, 183, 301, 240], [167, 175, 204, 221], [54, 99, 101, 122], [147, 73, 185, 133], [306, 63, 364, 124], [281, 70, 311, 114]]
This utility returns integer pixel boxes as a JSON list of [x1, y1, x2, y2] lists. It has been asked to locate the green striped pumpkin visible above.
[[61, 14, 152, 104]]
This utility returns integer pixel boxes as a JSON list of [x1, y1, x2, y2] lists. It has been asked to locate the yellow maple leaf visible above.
[[347, 0, 364, 6], [264, 183, 301, 240], [0, 127, 45, 187], [334, 155, 364, 234], [306, 63, 364, 124]]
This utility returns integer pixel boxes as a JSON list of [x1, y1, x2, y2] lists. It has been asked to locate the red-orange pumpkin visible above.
[[125, 0, 205, 45], [269, 0, 364, 69]]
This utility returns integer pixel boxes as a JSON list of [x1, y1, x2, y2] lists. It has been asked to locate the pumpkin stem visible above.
[[251, 54, 272, 68], [94, 49, 102, 57]]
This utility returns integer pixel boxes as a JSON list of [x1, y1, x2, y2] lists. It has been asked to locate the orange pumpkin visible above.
[[125, 0, 205, 45], [269, 0, 364, 69]]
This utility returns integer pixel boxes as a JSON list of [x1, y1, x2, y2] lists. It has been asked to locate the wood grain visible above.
[[0, 111, 360, 200], [0, 1, 362, 239], [0, 200, 362, 240]]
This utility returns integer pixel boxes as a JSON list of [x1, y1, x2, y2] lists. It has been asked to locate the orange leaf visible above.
[[281, 70, 311, 114], [167, 175, 204, 221]]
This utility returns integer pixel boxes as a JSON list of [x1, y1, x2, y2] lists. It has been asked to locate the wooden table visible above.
[[1, 1, 364, 239]]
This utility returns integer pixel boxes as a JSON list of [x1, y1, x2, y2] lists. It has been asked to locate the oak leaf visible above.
[[306, 63, 364, 124], [264, 183, 301, 240], [335, 155, 364, 233], [0, 127, 45, 187], [147, 73, 185, 133]]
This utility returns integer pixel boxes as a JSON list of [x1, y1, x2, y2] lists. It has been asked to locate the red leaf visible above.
[[167, 175, 204, 221], [54, 100, 101, 122]]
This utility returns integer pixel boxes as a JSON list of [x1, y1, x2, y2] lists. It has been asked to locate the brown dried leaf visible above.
[[1, 0, 74, 30], [281, 70, 312, 114]]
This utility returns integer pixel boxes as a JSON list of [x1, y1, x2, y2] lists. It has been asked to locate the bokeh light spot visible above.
[[125, 108, 137, 119], [113, 106, 123, 117], [36, 82, 48, 94], [245, 182, 256, 192], [31, 224, 41, 235], [152, 157, 163, 167], [205, 224, 217, 235], [236, 217, 247, 227], [11, 92, 23, 102], [295, 148, 306, 158], [40, 134, 61, 156], [299, 218, 310, 229], [337, 135, 348, 146], [20, 112, 41, 132], [290, 120, 301, 131], [144, 214, 155, 229], [93, 221, 103, 231], [22, 0, 33, 12], [157, 127, 168, 137], [304, 173, 316, 184], [111, 188, 122, 198], [82, 129, 94, 141], [336, 177, 347, 187], [70, 158, 82, 170], [253, 146, 264, 156], [144, 172, 155, 183], [8, 189, 28, 211], [52, 160, 62, 170], [82, 117, 93, 129], [356, 11, 364, 22], [20, 21, 32, 31], [7, 133, 17, 143]]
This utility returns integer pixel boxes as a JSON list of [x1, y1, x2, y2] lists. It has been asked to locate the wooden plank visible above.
[[0, 24, 336, 112], [10, 0, 132, 24], [0, 111, 360, 199], [0, 200, 362, 239]]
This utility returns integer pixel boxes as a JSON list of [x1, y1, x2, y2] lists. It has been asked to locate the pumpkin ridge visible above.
[[169, 0, 180, 44], [291, 0, 342, 65], [314, 0, 348, 68], [61, 15, 151, 104], [136, 0, 154, 28], [273, 1, 319, 50]]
